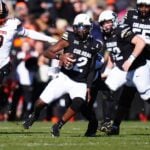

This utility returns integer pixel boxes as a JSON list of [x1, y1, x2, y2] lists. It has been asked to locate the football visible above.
[[65, 53, 76, 70], [65, 53, 76, 59]]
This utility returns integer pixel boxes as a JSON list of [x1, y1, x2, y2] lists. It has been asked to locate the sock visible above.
[[56, 120, 65, 129], [113, 106, 129, 127], [31, 100, 46, 120]]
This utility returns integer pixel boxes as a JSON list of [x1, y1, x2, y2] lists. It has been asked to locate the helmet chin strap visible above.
[[138, 10, 150, 18], [76, 33, 89, 42], [103, 28, 115, 37]]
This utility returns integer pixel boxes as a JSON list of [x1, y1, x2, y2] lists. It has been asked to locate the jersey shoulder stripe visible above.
[[6, 17, 22, 29]]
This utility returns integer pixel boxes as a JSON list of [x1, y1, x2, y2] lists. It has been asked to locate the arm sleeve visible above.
[[17, 27, 58, 43]]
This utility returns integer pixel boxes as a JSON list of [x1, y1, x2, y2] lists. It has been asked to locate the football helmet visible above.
[[137, 0, 150, 17], [0, 0, 8, 25], [137, 0, 150, 5], [98, 10, 118, 34], [73, 13, 92, 40]]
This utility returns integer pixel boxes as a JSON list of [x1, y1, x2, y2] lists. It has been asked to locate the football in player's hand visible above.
[[64, 53, 76, 70], [65, 53, 76, 59]]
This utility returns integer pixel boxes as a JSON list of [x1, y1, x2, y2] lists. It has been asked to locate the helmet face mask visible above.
[[137, 0, 150, 17], [73, 13, 92, 40], [100, 20, 113, 35], [98, 10, 118, 35], [73, 24, 91, 40]]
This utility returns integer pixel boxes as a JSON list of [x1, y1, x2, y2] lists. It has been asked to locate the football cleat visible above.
[[106, 125, 120, 136], [51, 123, 60, 137], [23, 114, 35, 129], [84, 120, 98, 137], [98, 120, 113, 133]]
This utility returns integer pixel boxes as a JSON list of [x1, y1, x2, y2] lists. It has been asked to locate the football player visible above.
[[106, 0, 150, 135], [124, 0, 150, 68], [98, 10, 150, 135], [0, 0, 57, 83], [23, 13, 103, 137], [87, 52, 116, 132]]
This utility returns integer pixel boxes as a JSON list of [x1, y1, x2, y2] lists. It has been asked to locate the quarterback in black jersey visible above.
[[23, 13, 103, 137], [106, 0, 150, 135]]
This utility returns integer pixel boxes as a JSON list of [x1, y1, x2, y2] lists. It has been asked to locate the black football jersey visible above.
[[104, 24, 146, 70], [123, 9, 150, 60], [60, 30, 103, 82]]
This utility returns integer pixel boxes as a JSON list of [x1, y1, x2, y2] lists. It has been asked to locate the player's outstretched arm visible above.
[[43, 39, 69, 59], [23, 29, 58, 44]]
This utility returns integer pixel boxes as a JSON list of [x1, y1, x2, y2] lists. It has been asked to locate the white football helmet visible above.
[[98, 10, 118, 34], [137, 0, 150, 17], [137, 0, 150, 5], [73, 13, 92, 40], [73, 13, 92, 26]]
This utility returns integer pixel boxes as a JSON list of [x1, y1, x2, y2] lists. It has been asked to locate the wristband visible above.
[[128, 54, 136, 63]]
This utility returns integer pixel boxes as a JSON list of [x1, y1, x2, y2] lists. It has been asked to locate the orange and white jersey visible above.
[[0, 17, 58, 68], [0, 18, 22, 68]]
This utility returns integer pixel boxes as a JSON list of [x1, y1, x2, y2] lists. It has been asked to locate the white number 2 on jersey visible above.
[[108, 47, 123, 61], [73, 57, 88, 73]]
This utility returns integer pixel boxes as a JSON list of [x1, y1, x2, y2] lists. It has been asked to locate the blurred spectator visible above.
[[55, 18, 69, 37], [54, 0, 76, 25], [35, 9, 52, 33], [33, 41, 46, 57], [14, 2, 28, 20], [16, 41, 38, 119], [116, 0, 130, 22], [90, 5, 104, 40]]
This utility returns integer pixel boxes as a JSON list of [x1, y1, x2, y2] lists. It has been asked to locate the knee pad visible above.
[[70, 97, 84, 112]]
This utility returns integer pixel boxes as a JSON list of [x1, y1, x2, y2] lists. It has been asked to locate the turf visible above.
[[0, 121, 150, 150]]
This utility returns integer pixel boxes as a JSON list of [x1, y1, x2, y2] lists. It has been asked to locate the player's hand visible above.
[[47, 37, 58, 44], [60, 53, 76, 69], [122, 59, 132, 72], [101, 73, 108, 80]]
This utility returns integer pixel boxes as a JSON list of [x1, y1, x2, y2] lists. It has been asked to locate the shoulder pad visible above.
[[6, 17, 22, 29], [96, 39, 103, 47], [62, 31, 69, 41], [62, 30, 74, 41], [118, 24, 132, 38], [127, 8, 136, 12]]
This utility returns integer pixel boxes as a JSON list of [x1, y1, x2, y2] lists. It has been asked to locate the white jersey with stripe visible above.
[[0, 18, 22, 68], [0, 17, 57, 68]]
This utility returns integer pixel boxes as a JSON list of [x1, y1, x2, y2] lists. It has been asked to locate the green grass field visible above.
[[0, 121, 150, 150]]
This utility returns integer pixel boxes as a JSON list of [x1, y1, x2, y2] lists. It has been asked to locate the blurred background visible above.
[[0, 0, 149, 123]]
